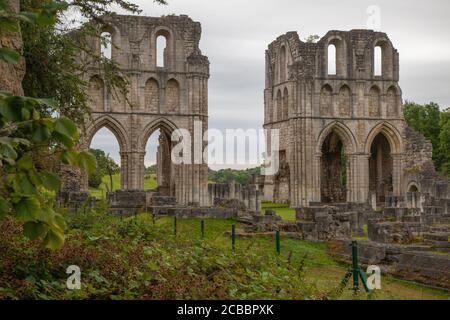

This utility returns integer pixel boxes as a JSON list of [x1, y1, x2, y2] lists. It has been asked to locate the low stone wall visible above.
[[248, 208, 352, 241], [107, 190, 146, 215], [153, 206, 235, 219], [57, 191, 94, 211], [367, 221, 423, 244], [329, 239, 450, 289]]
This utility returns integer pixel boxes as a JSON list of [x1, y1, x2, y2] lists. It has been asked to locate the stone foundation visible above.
[[329, 239, 450, 289]]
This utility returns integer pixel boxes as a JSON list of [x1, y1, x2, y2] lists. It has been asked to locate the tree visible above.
[[0, 0, 96, 249], [88, 148, 119, 189], [439, 108, 450, 176], [404, 101, 450, 177], [20, 0, 167, 125], [305, 34, 320, 43]]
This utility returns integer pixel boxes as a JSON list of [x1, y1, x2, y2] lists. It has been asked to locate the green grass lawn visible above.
[[149, 215, 450, 300], [89, 174, 158, 199], [261, 201, 296, 221]]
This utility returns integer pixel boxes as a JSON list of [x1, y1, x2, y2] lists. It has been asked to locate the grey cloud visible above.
[[92, 0, 450, 166]]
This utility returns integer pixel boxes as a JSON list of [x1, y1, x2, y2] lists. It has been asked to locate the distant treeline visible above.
[[208, 167, 261, 185]]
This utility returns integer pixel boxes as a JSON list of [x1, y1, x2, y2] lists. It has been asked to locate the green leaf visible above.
[[0, 48, 20, 64], [53, 131, 74, 148], [23, 222, 48, 240], [61, 149, 78, 165], [16, 12, 38, 24], [32, 123, 51, 143], [0, 97, 23, 121], [77, 151, 97, 174], [41, 1, 70, 12], [35, 98, 57, 109], [40, 171, 61, 191], [44, 229, 65, 250], [0, 142, 18, 162], [15, 172, 38, 196], [14, 197, 40, 222], [55, 117, 78, 138], [17, 153, 33, 171], [54, 213, 67, 231]]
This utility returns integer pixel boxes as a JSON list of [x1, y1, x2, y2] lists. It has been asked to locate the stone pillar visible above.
[[357, 154, 371, 204], [392, 154, 403, 197], [121, 151, 145, 190]]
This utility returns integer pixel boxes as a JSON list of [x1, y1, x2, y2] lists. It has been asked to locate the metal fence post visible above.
[[201, 220, 205, 240], [276, 231, 281, 255], [174, 216, 177, 237], [232, 224, 236, 252]]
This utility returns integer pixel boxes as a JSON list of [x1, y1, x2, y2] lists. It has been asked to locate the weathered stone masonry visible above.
[[77, 15, 211, 206], [262, 29, 450, 210]]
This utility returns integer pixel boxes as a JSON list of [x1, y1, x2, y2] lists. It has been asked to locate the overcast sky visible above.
[[91, 0, 450, 168]]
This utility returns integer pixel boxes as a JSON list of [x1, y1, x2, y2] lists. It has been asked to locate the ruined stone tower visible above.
[[80, 15, 210, 206], [263, 30, 443, 208]]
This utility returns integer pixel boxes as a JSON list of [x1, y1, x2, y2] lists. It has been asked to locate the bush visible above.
[[0, 205, 321, 300], [88, 172, 103, 188]]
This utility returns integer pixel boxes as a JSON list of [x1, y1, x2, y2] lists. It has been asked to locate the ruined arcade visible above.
[[262, 30, 450, 212], [80, 15, 210, 206]]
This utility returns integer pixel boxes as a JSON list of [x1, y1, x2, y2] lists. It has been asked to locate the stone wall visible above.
[[75, 15, 210, 206], [208, 183, 261, 214], [329, 239, 450, 289], [0, 0, 25, 95], [261, 28, 450, 209]]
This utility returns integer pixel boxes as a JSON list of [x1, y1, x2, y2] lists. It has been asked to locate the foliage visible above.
[[20, 0, 167, 126], [145, 164, 157, 175], [208, 167, 261, 185], [404, 101, 450, 176], [0, 210, 319, 300], [88, 148, 118, 188], [305, 34, 320, 43], [0, 1, 96, 249], [1, 211, 448, 300]]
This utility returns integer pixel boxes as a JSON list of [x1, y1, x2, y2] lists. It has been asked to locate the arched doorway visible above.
[[369, 133, 393, 203], [89, 127, 122, 198], [144, 127, 174, 197], [321, 132, 347, 203]]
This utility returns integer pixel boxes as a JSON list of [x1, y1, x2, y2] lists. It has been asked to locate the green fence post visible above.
[[201, 220, 205, 240], [232, 224, 236, 252], [351, 240, 360, 293], [276, 231, 281, 256], [174, 216, 177, 237]]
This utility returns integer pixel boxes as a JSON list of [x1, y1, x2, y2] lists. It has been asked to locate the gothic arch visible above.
[[325, 35, 346, 76], [139, 117, 179, 150], [83, 115, 129, 152], [372, 37, 395, 78], [386, 85, 398, 117], [364, 122, 404, 155], [145, 77, 160, 113], [407, 181, 420, 193], [282, 87, 289, 120], [276, 89, 283, 121], [151, 27, 176, 68], [320, 84, 333, 116], [338, 84, 351, 117], [279, 45, 287, 82], [368, 85, 381, 117], [316, 121, 357, 155], [166, 78, 180, 113], [88, 75, 105, 112]]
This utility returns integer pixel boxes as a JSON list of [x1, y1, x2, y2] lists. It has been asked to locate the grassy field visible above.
[[89, 174, 157, 198], [152, 216, 450, 300], [261, 201, 296, 221]]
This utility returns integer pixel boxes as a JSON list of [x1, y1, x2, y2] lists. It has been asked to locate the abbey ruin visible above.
[[261, 29, 450, 212], [53, 14, 450, 289]]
